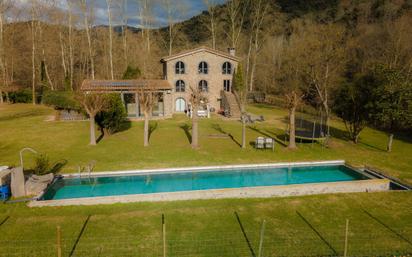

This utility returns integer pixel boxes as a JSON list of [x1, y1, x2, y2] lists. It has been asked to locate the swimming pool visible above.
[[36, 161, 389, 206]]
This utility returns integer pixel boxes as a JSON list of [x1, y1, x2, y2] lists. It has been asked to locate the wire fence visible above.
[[0, 208, 411, 257], [0, 227, 411, 257]]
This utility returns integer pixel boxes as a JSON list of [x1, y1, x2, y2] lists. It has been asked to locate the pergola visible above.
[[81, 79, 172, 93], [81, 79, 172, 118]]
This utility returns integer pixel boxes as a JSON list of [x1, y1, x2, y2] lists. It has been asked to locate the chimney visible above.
[[228, 48, 236, 56]]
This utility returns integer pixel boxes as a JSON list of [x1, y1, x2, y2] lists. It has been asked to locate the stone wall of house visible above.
[[165, 51, 238, 113], [163, 91, 173, 117]]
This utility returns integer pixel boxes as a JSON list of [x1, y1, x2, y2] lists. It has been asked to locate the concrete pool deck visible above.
[[28, 160, 391, 207]]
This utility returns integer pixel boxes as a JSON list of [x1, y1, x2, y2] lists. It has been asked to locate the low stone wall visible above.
[[57, 110, 86, 121], [29, 178, 390, 207]]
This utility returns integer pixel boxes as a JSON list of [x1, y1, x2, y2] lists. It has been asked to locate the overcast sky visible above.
[[12, 0, 227, 28]]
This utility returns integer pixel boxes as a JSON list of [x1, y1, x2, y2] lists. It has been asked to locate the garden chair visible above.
[[265, 138, 275, 151], [255, 137, 265, 149]]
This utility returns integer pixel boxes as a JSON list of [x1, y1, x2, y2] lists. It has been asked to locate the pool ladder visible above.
[[78, 161, 96, 180]]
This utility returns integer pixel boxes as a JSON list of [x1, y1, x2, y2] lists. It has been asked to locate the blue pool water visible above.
[[41, 165, 369, 200]]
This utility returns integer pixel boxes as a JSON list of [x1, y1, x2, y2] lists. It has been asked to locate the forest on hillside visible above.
[[0, 0, 411, 139]]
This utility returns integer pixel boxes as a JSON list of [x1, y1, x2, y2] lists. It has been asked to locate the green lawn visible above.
[[0, 104, 412, 256], [0, 192, 411, 256], [1, 104, 411, 184]]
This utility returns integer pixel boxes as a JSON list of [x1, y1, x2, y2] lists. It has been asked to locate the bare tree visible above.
[[225, 0, 248, 49], [285, 90, 304, 149], [77, 93, 108, 145], [246, 0, 269, 92], [66, 0, 75, 89], [136, 89, 156, 147], [139, 0, 153, 54], [106, 0, 114, 79], [37, 1, 56, 91], [297, 23, 347, 135], [120, 0, 128, 69], [0, 0, 12, 104], [189, 86, 207, 149], [29, 0, 41, 104], [162, 0, 187, 56], [78, 0, 95, 80], [232, 64, 247, 148], [271, 33, 306, 149], [203, 0, 218, 49]]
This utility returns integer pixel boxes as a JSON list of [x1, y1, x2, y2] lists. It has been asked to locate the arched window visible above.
[[198, 61, 208, 74], [222, 62, 232, 74], [199, 80, 208, 92], [175, 80, 185, 92], [175, 61, 185, 74]]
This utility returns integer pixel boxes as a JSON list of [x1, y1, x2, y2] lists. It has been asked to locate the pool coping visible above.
[[62, 160, 347, 178], [28, 160, 390, 207]]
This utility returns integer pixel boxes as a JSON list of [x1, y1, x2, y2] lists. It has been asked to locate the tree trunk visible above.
[[107, 0, 114, 80], [144, 111, 149, 147], [288, 106, 297, 149], [387, 133, 394, 152], [354, 133, 359, 144], [241, 115, 246, 148], [89, 115, 97, 146], [0, 9, 5, 104], [84, 11, 95, 79], [168, 24, 173, 56], [68, 1, 74, 90], [191, 105, 199, 149], [59, 32, 67, 78], [31, 19, 36, 105]]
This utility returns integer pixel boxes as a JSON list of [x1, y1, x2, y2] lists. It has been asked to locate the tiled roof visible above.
[[161, 46, 241, 62], [81, 80, 172, 92]]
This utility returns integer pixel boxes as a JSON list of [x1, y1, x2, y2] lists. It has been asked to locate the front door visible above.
[[175, 98, 186, 112]]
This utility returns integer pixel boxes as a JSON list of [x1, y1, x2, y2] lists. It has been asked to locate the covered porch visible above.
[[81, 79, 173, 118]]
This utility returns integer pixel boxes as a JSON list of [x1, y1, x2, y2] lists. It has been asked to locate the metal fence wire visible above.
[[0, 228, 411, 257]]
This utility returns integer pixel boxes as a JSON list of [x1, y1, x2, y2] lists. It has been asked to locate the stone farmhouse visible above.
[[81, 46, 241, 119]]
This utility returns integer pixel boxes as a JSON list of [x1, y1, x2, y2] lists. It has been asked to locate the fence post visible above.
[[57, 226, 62, 257], [258, 219, 266, 257], [162, 214, 166, 257], [344, 219, 349, 257]]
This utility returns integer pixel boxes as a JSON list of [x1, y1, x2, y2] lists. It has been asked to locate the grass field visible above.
[[0, 104, 412, 256], [0, 192, 411, 256], [0, 104, 411, 184]]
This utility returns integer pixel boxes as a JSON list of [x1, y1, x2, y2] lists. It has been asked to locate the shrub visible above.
[[32, 154, 67, 175], [42, 90, 80, 110], [96, 94, 128, 135], [9, 89, 32, 103], [122, 65, 141, 79]]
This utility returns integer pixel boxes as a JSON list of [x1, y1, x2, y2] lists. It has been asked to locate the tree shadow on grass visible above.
[[118, 120, 132, 133], [211, 123, 241, 147], [234, 212, 256, 257], [69, 215, 91, 257], [96, 132, 104, 144], [329, 126, 387, 152], [296, 211, 338, 256], [247, 125, 288, 147], [179, 124, 192, 144], [358, 141, 386, 152], [149, 121, 158, 140], [362, 209, 412, 246], [97, 120, 132, 144]]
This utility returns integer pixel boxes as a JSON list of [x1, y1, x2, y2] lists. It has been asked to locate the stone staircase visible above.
[[221, 91, 241, 118]]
